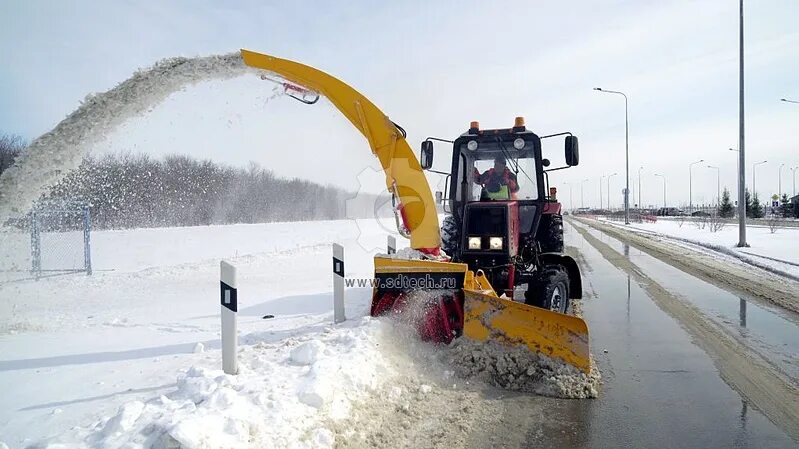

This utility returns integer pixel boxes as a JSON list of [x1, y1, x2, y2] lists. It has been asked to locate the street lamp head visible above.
[[593, 87, 602, 91]]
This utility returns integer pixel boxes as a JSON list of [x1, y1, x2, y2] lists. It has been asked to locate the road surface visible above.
[[347, 218, 799, 448]]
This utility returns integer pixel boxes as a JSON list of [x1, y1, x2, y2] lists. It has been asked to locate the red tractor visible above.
[[420, 117, 581, 313]]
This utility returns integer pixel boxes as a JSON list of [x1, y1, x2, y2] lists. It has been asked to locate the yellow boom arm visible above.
[[241, 49, 440, 252]]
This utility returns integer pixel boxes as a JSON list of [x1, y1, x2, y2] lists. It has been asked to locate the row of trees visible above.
[[1, 135, 377, 229], [717, 187, 797, 218]]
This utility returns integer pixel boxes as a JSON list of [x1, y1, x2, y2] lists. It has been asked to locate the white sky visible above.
[[1, 0, 798, 208]]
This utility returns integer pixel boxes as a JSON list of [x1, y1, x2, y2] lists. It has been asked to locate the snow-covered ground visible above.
[[0, 218, 420, 448], [597, 217, 799, 278]]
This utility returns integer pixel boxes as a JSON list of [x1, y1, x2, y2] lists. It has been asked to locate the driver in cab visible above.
[[473, 156, 519, 200]]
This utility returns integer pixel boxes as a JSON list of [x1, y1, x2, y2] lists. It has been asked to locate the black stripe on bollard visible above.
[[220, 281, 238, 312], [333, 257, 345, 277]]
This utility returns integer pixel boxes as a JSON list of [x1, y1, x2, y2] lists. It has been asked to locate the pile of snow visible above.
[[443, 339, 600, 399], [377, 247, 428, 260], [0, 52, 255, 223], [36, 317, 404, 448]]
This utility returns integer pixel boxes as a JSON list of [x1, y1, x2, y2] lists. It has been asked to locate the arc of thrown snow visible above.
[[0, 52, 255, 224]]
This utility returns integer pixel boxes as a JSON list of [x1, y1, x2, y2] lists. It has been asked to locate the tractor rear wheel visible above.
[[524, 264, 570, 313], [538, 214, 564, 253], [440, 215, 460, 258]]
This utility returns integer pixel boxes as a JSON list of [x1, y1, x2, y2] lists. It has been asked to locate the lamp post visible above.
[[599, 175, 605, 210], [707, 165, 720, 211], [654, 173, 666, 209], [594, 87, 630, 224], [607, 172, 618, 211], [730, 148, 741, 218], [781, 98, 799, 104], [689, 159, 704, 214], [792, 166, 798, 198], [638, 166, 644, 210], [736, 0, 747, 247], [753, 160, 767, 199], [779, 163, 785, 200], [563, 182, 575, 212], [581, 178, 589, 209]]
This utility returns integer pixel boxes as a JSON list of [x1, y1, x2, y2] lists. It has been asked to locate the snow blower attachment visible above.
[[240, 49, 590, 374]]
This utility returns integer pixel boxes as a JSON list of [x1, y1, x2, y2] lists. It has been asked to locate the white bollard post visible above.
[[387, 235, 396, 255], [220, 260, 238, 375], [332, 244, 346, 324]]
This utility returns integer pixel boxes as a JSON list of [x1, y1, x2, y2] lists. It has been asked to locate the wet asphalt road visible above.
[[481, 221, 798, 448]]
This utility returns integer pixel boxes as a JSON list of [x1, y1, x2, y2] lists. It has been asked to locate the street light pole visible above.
[[581, 178, 589, 209], [779, 163, 785, 200], [689, 159, 704, 214], [638, 166, 644, 210], [753, 160, 767, 200], [730, 148, 740, 218], [707, 165, 720, 210], [608, 172, 618, 211], [792, 166, 798, 198], [737, 0, 747, 247], [654, 173, 666, 209], [599, 175, 604, 210], [594, 87, 630, 224], [563, 182, 574, 212]]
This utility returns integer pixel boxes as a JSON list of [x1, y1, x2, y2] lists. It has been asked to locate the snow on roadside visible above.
[[44, 317, 400, 449], [597, 217, 799, 279]]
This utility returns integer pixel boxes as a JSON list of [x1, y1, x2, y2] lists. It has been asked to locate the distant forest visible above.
[[0, 135, 377, 229]]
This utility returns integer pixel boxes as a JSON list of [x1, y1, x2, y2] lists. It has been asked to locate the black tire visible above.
[[538, 214, 564, 253], [524, 264, 570, 313], [440, 215, 460, 258]]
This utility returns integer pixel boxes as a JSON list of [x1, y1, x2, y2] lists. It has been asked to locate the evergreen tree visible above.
[[719, 187, 734, 218], [745, 188, 753, 218], [751, 192, 764, 219], [780, 193, 792, 218]]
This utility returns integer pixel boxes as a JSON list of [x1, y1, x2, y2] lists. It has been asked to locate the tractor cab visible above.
[[420, 117, 580, 302]]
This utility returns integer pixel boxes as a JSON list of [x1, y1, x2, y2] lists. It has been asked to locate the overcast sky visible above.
[[1, 0, 797, 208]]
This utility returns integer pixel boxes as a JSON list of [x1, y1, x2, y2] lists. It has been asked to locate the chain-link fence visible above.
[[0, 203, 92, 283]]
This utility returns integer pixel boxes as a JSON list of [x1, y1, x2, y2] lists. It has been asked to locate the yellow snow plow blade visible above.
[[371, 258, 590, 373], [462, 287, 590, 373]]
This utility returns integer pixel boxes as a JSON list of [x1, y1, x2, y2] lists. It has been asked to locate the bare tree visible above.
[[767, 216, 780, 234], [0, 133, 27, 176], [707, 214, 725, 233]]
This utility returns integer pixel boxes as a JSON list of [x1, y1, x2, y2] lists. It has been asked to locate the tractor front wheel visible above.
[[440, 215, 460, 258], [524, 264, 570, 313]]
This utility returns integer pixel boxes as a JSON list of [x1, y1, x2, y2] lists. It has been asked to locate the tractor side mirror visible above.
[[565, 135, 579, 166], [420, 141, 434, 170]]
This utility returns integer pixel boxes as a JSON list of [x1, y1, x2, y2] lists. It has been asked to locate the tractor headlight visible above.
[[468, 236, 481, 250], [467, 140, 478, 151], [513, 138, 525, 150], [489, 237, 503, 250]]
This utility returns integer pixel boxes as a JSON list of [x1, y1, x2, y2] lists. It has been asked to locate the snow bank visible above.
[[41, 318, 401, 448], [601, 218, 799, 278]]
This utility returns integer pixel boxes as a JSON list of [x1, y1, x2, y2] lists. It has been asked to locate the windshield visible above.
[[454, 141, 539, 202], [471, 157, 538, 200]]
